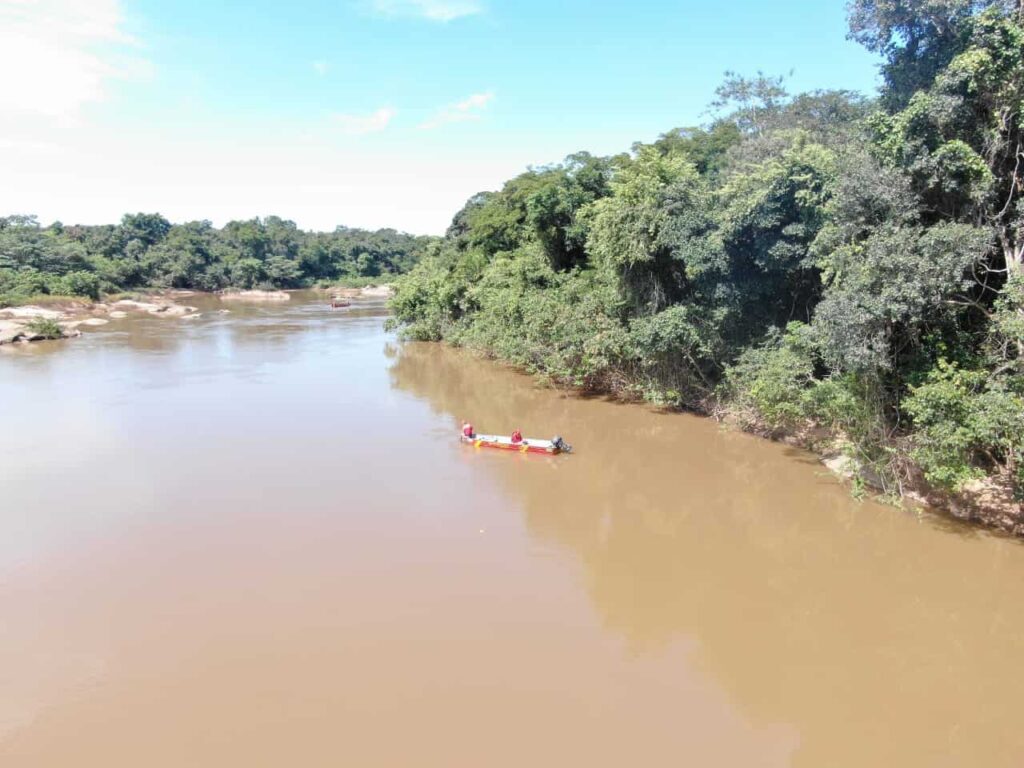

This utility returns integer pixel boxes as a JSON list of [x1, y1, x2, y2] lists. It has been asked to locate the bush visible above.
[[25, 317, 65, 340], [628, 304, 723, 406], [723, 322, 818, 430], [55, 271, 101, 300], [904, 360, 1024, 491]]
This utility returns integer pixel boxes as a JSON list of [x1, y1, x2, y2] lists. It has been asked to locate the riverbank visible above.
[[445, 341, 1022, 538], [318, 284, 394, 299], [0, 293, 201, 346], [709, 405, 1020, 537], [6, 293, 1024, 768], [748, 418, 1024, 537], [0, 285, 394, 347]]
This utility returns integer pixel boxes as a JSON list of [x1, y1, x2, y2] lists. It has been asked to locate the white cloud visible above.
[[0, 0, 145, 119], [312, 60, 329, 76], [332, 107, 397, 135], [371, 0, 482, 22], [0, 123, 541, 234], [420, 91, 494, 130]]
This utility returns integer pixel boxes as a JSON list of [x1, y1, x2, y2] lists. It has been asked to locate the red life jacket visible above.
[[511, 430, 523, 443], [463, 424, 474, 437]]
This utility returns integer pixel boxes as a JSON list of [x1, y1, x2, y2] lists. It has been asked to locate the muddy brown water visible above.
[[1, 292, 1023, 767]]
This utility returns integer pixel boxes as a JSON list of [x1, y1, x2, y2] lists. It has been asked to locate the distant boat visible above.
[[461, 433, 572, 455], [330, 299, 351, 309]]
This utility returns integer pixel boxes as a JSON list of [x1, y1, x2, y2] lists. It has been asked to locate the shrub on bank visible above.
[[25, 317, 65, 340], [905, 361, 1024, 495]]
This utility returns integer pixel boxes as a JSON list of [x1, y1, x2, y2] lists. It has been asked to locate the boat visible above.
[[330, 299, 351, 309], [461, 433, 572, 455]]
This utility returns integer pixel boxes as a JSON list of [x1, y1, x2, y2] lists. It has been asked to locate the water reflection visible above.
[[3, 301, 1022, 768], [389, 341, 1024, 767]]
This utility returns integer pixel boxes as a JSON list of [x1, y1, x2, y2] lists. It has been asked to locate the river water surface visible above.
[[2, 293, 1023, 767]]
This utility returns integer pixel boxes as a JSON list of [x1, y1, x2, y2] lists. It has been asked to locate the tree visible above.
[[120, 213, 171, 247], [846, 0, 1010, 107], [710, 71, 790, 136], [525, 152, 614, 271], [586, 148, 708, 314]]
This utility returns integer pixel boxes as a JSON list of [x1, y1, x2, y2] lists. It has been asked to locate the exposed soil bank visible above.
[[759, 424, 1024, 537]]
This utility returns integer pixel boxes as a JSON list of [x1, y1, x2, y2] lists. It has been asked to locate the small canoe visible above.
[[330, 300, 351, 309], [461, 434, 571, 455]]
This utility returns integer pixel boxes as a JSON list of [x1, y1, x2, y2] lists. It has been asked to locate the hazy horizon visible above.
[[0, 0, 881, 235]]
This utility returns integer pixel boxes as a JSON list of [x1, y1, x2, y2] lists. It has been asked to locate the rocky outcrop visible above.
[[219, 290, 290, 301], [1, 306, 64, 320], [0, 295, 199, 346], [324, 284, 395, 300], [0, 320, 25, 345], [0, 318, 81, 345], [111, 299, 198, 316]]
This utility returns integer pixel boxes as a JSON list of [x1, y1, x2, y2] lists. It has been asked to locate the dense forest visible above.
[[391, 0, 1024, 507], [0, 214, 433, 306]]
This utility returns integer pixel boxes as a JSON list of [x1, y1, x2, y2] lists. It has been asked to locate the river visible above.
[[1, 292, 1022, 767]]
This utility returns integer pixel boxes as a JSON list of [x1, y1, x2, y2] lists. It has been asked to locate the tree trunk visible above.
[[1000, 229, 1024, 277]]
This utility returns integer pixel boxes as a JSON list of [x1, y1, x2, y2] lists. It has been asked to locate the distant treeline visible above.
[[0, 214, 434, 305], [391, 0, 1024, 503]]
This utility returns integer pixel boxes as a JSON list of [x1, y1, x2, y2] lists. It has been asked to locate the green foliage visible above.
[[388, 246, 469, 341], [458, 265, 629, 391], [988, 274, 1024, 372], [626, 304, 724, 404], [319, 275, 394, 289], [0, 214, 432, 306], [846, 0, 999, 108], [723, 322, 819, 431], [525, 152, 614, 271], [391, 4, 1023, 507], [25, 317, 64, 339], [586, 149, 708, 314], [649, 122, 742, 176], [716, 138, 837, 337], [905, 360, 1024, 490], [813, 221, 989, 372], [393, 100, 857, 409], [54, 271, 101, 300], [711, 71, 790, 136]]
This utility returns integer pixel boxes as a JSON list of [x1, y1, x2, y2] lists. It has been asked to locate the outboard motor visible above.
[[551, 435, 572, 453]]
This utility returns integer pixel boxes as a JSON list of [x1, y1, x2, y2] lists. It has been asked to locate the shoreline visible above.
[[0, 294, 200, 346], [5, 290, 1016, 538], [0, 284, 394, 346], [761, 422, 1023, 538], [448, 342, 1023, 540]]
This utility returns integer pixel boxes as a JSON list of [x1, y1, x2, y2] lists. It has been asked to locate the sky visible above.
[[0, 0, 882, 235]]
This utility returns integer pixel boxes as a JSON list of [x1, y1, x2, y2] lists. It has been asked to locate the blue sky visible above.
[[0, 0, 881, 234]]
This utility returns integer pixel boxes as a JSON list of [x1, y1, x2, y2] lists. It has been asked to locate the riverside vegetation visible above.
[[0, 214, 433, 307], [390, 0, 1024, 526]]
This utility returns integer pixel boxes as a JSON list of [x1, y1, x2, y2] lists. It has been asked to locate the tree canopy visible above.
[[0, 215, 433, 305], [392, 0, 1024, 502]]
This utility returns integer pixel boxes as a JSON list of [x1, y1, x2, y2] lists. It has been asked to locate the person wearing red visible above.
[[511, 429, 523, 444], [462, 421, 475, 439]]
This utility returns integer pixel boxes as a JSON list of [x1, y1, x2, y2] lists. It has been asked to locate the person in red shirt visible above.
[[511, 429, 523, 444], [462, 422, 475, 439]]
